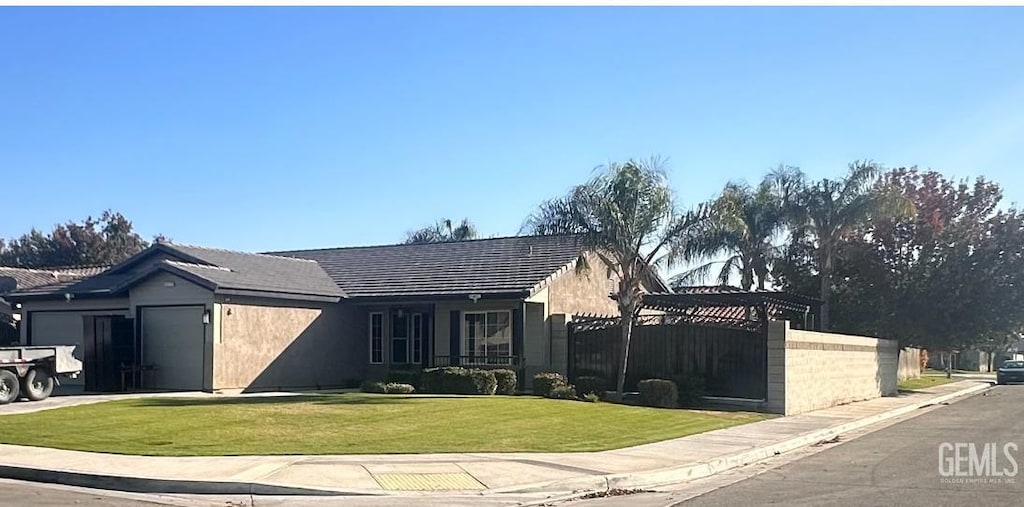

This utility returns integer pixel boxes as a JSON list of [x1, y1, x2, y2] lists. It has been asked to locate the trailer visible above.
[[0, 345, 83, 404]]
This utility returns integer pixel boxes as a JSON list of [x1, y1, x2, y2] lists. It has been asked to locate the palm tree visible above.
[[673, 175, 788, 291], [405, 218, 478, 244], [787, 161, 913, 330], [523, 158, 710, 396]]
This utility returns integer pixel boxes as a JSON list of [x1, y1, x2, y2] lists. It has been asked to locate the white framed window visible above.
[[412, 313, 423, 364], [369, 312, 383, 364], [464, 311, 512, 364]]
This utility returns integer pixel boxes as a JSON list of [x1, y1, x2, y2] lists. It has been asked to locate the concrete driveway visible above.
[[0, 389, 210, 416]]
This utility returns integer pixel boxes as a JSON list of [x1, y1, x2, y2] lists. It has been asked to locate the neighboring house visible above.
[[1, 266, 106, 345], [7, 235, 667, 393]]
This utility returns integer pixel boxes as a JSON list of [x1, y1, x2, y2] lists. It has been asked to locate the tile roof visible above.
[[8, 244, 342, 301], [0, 266, 108, 296], [269, 235, 586, 298]]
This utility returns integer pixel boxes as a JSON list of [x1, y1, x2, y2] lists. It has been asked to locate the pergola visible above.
[[639, 287, 822, 332]]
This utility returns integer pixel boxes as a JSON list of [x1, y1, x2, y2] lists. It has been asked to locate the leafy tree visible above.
[[783, 162, 913, 330], [523, 158, 709, 396], [672, 172, 788, 291], [404, 218, 478, 244], [0, 211, 149, 268]]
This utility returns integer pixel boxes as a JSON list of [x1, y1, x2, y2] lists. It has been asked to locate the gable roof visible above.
[[269, 235, 589, 299], [0, 266, 107, 297], [8, 243, 343, 302]]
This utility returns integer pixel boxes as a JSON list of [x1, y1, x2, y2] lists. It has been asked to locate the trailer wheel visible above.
[[21, 368, 55, 401], [0, 369, 19, 404]]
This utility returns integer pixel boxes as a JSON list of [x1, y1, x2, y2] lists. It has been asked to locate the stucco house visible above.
[[8, 235, 666, 393], [1, 265, 106, 345]]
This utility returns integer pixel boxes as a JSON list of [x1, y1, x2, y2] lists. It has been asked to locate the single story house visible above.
[[8, 235, 667, 393], [1, 266, 106, 345]]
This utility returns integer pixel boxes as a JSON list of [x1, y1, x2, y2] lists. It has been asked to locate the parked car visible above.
[[996, 360, 1024, 385]]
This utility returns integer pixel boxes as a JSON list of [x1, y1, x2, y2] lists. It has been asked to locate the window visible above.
[[369, 313, 383, 364], [464, 311, 512, 364], [391, 313, 409, 364], [412, 313, 423, 364]]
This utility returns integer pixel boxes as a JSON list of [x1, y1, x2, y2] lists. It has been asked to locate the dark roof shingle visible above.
[[269, 235, 585, 298]]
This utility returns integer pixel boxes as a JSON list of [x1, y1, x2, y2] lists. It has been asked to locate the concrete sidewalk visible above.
[[0, 380, 991, 498]]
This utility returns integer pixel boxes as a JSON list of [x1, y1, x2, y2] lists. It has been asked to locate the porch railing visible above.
[[431, 355, 522, 367]]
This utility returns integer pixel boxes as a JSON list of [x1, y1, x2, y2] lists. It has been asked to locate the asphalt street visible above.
[[573, 384, 1021, 507]]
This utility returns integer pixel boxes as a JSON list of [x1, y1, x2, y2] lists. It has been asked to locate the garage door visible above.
[[30, 313, 86, 386], [141, 306, 205, 391]]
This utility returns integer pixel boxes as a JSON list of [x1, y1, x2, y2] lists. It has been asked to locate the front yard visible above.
[[0, 394, 768, 456]]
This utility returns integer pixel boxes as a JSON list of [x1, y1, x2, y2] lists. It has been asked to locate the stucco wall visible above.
[[898, 347, 922, 381], [213, 298, 360, 391], [766, 321, 899, 416], [547, 255, 618, 317]]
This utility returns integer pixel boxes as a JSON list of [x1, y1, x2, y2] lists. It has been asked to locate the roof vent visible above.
[[528, 246, 534, 256]]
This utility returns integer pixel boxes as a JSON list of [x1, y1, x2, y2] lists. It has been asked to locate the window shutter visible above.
[[449, 310, 460, 365], [422, 313, 431, 367], [512, 306, 524, 363]]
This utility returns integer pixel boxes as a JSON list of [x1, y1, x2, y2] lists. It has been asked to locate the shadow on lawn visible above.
[[132, 394, 477, 408]]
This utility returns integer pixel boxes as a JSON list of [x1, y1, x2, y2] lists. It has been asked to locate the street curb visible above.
[[0, 382, 991, 498], [0, 465, 381, 497], [510, 381, 993, 504]]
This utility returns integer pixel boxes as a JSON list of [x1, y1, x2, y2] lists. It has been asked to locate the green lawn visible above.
[[0, 394, 769, 456], [898, 375, 960, 391]]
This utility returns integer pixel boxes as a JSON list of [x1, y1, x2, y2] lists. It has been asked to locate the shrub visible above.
[[492, 369, 518, 395], [360, 380, 387, 394], [469, 369, 498, 395], [383, 382, 415, 394], [547, 384, 578, 400], [420, 367, 495, 395], [574, 376, 607, 398], [638, 379, 678, 408], [582, 392, 601, 403], [672, 375, 706, 407], [920, 349, 930, 371], [387, 370, 421, 389], [532, 372, 566, 397]]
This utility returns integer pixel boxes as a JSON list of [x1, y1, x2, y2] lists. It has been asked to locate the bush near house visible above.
[[547, 384, 578, 400], [672, 376, 706, 407], [420, 367, 496, 395], [492, 369, 518, 395], [387, 370, 422, 389], [532, 372, 567, 397], [361, 381, 416, 394], [574, 376, 607, 398], [639, 379, 678, 408]]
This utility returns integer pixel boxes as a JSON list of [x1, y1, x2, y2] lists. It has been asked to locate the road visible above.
[[568, 384, 1023, 507], [5, 385, 1020, 507]]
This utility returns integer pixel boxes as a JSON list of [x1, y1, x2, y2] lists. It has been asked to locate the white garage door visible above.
[[141, 306, 205, 391], [30, 313, 86, 386]]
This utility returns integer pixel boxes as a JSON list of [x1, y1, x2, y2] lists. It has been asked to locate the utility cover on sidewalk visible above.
[[373, 472, 485, 491]]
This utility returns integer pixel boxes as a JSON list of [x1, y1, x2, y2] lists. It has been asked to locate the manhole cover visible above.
[[372, 472, 485, 491]]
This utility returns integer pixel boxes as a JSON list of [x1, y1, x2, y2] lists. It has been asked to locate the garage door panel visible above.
[[142, 307, 205, 391], [30, 313, 86, 386]]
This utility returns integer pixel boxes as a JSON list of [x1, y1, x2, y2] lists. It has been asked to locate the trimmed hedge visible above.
[[383, 382, 415, 394], [672, 375, 706, 407], [361, 380, 387, 393], [420, 367, 497, 395], [361, 381, 416, 394], [547, 384, 578, 400], [574, 376, 607, 398], [492, 369, 518, 395], [638, 379, 678, 408], [387, 370, 422, 389], [532, 372, 566, 397]]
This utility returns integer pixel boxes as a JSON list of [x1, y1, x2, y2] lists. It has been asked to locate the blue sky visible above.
[[2, 7, 1023, 257]]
